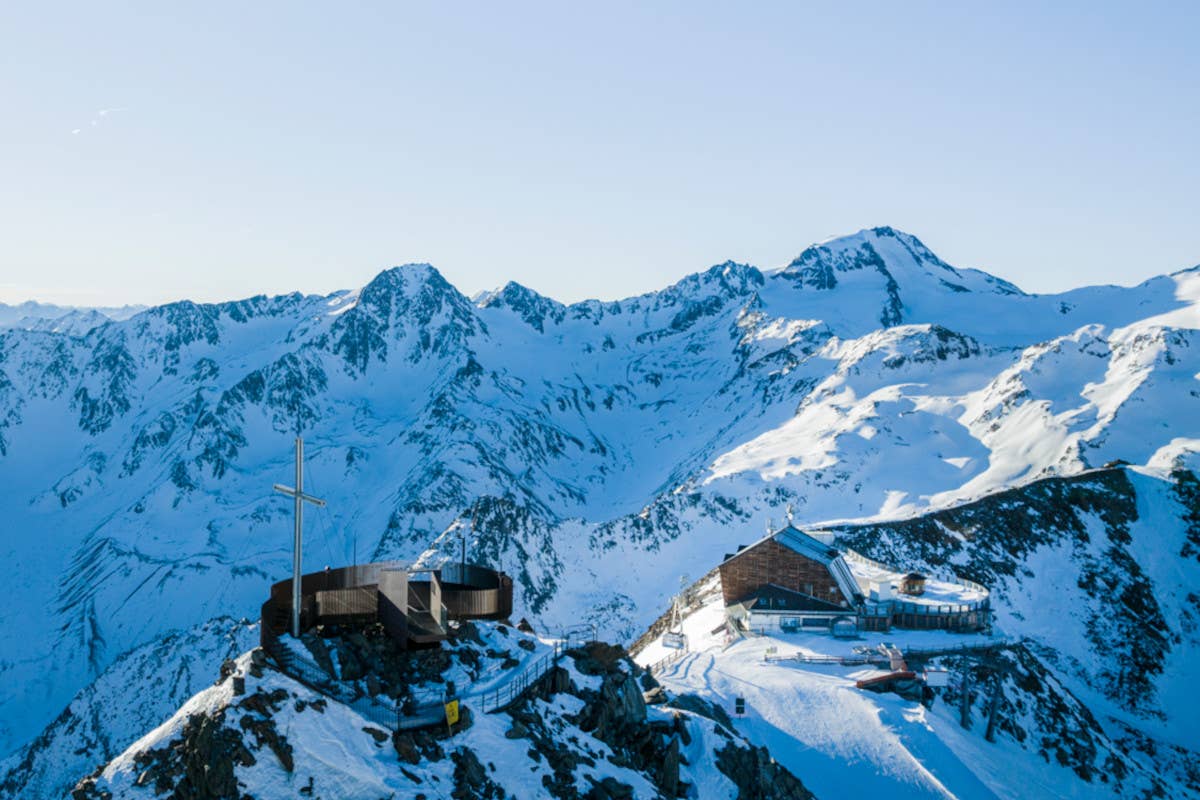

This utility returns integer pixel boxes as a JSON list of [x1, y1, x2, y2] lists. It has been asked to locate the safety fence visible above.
[[261, 560, 513, 647], [761, 637, 1021, 668], [475, 647, 562, 713], [260, 607, 597, 731], [647, 647, 688, 676], [842, 548, 990, 607]]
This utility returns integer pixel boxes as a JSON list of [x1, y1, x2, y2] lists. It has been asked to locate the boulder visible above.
[[714, 741, 816, 800], [393, 732, 421, 765], [586, 776, 635, 799], [642, 686, 668, 705], [571, 642, 627, 675], [657, 734, 681, 798]]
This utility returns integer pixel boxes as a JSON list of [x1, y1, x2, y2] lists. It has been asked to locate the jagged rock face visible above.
[[825, 466, 1200, 789], [0, 619, 257, 800], [74, 633, 814, 800], [3, 227, 1200, 790], [921, 644, 1168, 798]]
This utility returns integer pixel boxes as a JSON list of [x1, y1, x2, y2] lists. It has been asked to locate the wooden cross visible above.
[[273, 437, 326, 638]]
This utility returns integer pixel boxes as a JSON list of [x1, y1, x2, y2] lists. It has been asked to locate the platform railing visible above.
[[261, 565, 593, 731]]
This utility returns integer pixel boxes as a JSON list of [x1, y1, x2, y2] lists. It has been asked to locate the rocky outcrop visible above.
[[73, 686, 297, 800], [714, 741, 816, 800], [71, 628, 819, 800]]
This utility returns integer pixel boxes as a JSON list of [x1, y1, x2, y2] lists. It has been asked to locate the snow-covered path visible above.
[[635, 578, 1141, 800], [658, 643, 999, 800]]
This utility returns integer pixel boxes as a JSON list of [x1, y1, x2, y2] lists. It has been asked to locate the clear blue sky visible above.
[[1, 1, 1197, 306]]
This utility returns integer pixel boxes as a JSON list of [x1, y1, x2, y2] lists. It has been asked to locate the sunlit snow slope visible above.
[[1, 227, 1199, 794]]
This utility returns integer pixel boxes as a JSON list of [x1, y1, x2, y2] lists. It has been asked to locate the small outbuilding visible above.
[[899, 573, 928, 596]]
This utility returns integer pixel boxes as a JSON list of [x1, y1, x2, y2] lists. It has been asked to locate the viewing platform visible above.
[[259, 560, 514, 651]]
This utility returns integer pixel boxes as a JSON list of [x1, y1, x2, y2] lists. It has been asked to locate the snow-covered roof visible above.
[[722, 526, 863, 604], [844, 554, 987, 609]]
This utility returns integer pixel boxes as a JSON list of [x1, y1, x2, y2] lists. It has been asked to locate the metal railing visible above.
[[260, 603, 596, 731], [260, 597, 400, 730], [762, 638, 1020, 668], [843, 548, 990, 601], [647, 648, 688, 676], [841, 547, 898, 574], [475, 646, 562, 713], [260, 560, 513, 646]]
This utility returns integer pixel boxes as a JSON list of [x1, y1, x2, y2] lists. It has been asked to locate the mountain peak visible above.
[[364, 262, 446, 291], [476, 281, 566, 332], [778, 227, 1024, 298], [356, 263, 474, 319], [326, 263, 480, 372]]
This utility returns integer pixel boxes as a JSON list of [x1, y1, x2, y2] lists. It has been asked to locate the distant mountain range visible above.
[[1, 227, 1198, 797], [0, 301, 145, 336]]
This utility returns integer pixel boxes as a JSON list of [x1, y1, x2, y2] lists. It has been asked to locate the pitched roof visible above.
[[721, 525, 863, 604]]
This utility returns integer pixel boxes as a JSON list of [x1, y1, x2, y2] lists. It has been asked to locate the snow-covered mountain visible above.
[[0, 301, 143, 333], [634, 466, 1200, 799], [1, 226, 1198, 797], [74, 627, 813, 800]]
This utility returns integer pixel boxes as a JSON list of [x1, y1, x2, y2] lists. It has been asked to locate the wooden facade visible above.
[[719, 528, 990, 635], [900, 573, 928, 596], [720, 538, 851, 608]]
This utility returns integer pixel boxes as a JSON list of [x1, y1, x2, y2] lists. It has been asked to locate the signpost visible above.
[[444, 699, 460, 733]]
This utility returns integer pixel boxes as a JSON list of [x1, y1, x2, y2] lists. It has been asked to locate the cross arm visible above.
[[273, 483, 327, 507]]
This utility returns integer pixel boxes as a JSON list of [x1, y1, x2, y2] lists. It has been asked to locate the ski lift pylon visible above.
[[662, 577, 689, 650]]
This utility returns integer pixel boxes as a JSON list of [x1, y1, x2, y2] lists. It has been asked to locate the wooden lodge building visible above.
[[719, 526, 989, 635]]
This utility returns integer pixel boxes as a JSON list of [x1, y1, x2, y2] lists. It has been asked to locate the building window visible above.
[[804, 583, 813, 596]]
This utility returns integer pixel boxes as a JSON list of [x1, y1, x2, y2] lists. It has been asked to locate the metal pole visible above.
[[985, 674, 1002, 742], [292, 436, 303, 638], [959, 665, 972, 729]]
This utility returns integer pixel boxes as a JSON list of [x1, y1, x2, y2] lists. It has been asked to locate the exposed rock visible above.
[[570, 642, 627, 676], [715, 740, 816, 800], [658, 734, 681, 797], [450, 748, 505, 799], [362, 726, 389, 743], [585, 775, 634, 799], [665, 694, 735, 734], [642, 686, 667, 705], [393, 732, 422, 765]]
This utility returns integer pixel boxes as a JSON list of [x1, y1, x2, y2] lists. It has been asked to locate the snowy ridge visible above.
[[1, 227, 1199, 796], [636, 581, 1168, 800], [0, 301, 144, 332], [76, 629, 811, 800]]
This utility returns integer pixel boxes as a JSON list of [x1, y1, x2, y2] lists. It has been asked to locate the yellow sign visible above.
[[444, 699, 460, 727]]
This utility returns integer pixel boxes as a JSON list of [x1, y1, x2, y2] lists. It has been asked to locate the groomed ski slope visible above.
[[636, 590, 1125, 800]]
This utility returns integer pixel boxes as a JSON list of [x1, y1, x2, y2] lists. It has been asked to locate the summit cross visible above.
[[273, 437, 326, 638]]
